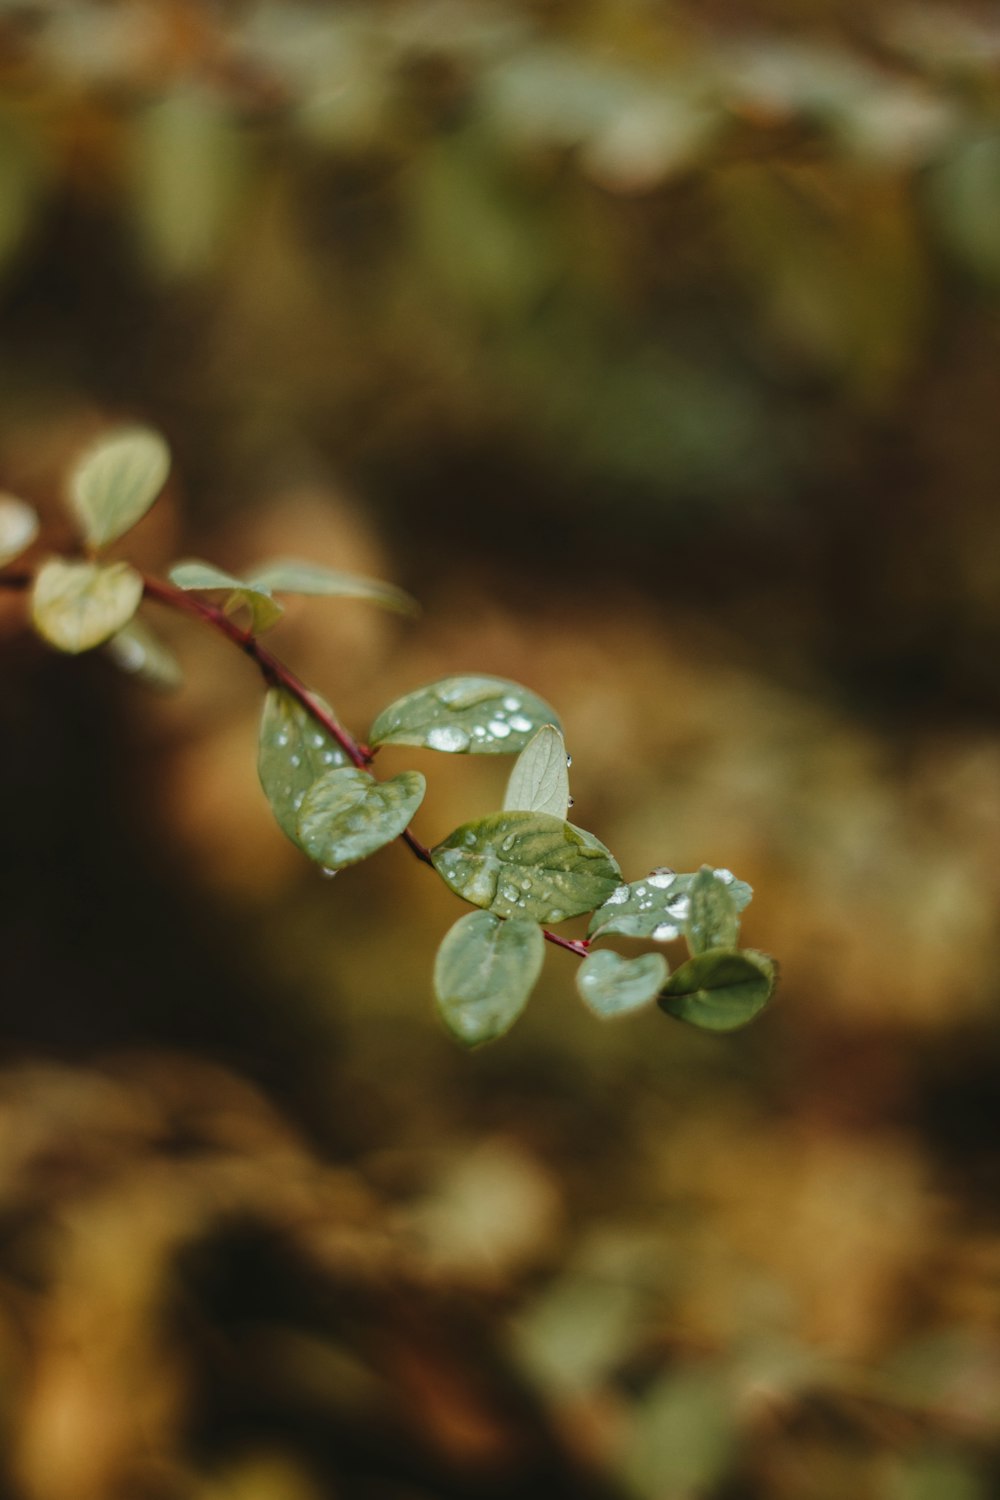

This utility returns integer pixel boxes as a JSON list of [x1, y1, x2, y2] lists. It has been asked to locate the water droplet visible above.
[[519, 878, 531, 891], [648, 869, 675, 889], [502, 696, 520, 711], [322, 751, 338, 764], [472, 725, 488, 739], [566, 754, 573, 767], [276, 732, 289, 747], [666, 894, 691, 920], [501, 834, 517, 853], [607, 885, 630, 906], [488, 719, 512, 738], [293, 793, 304, 809], [289, 754, 301, 767], [320, 866, 338, 879], [567, 795, 575, 807], [501, 883, 519, 902], [715, 867, 735, 884], [311, 733, 326, 748], [508, 714, 532, 733], [635, 886, 648, 898], [548, 908, 564, 922], [652, 921, 679, 942], [464, 831, 477, 846], [427, 724, 471, 752], [517, 897, 527, 908]]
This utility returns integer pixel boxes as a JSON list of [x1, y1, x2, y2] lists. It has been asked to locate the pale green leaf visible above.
[[32, 558, 144, 654], [70, 427, 170, 549], [576, 949, 667, 1018], [296, 766, 425, 870], [432, 811, 621, 923], [433, 910, 544, 1046], [370, 675, 560, 754], [658, 948, 776, 1031], [0, 495, 39, 566], [246, 558, 419, 616], [588, 867, 752, 941], [223, 587, 284, 634], [104, 618, 183, 690], [685, 865, 740, 955], [168, 559, 247, 592], [168, 559, 284, 633], [258, 687, 349, 844], [503, 724, 569, 818]]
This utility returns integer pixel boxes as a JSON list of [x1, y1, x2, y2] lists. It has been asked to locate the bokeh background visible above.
[[1, 2, 999, 1497]]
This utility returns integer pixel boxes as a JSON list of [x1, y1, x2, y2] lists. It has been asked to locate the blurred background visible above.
[[0, 1, 999, 1496]]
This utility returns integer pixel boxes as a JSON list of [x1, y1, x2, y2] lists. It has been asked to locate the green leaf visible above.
[[0, 494, 39, 566], [658, 948, 776, 1032], [258, 687, 349, 845], [69, 427, 170, 549], [246, 559, 419, 617], [433, 910, 544, 1046], [370, 675, 560, 754], [432, 811, 621, 923], [576, 949, 667, 1018], [168, 559, 284, 633], [503, 724, 569, 818], [31, 558, 144, 654], [685, 865, 740, 956], [104, 618, 183, 690], [296, 766, 425, 870], [588, 867, 752, 941]]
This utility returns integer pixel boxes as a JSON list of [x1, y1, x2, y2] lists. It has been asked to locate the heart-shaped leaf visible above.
[[0, 495, 39, 566], [576, 949, 667, 1018], [434, 910, 544, 1046], [32, 558, 144, 653], [70, 427, 170, 549], [258, 688, 349, 845], [296, 766, 425, 870], [370, 676, 560, 754], [658, 948, 776, 1031], [503, 724, 570, 819], [432, 811, 620, 924], [589, 868, 752, 941], [685, 866, 740, 955]]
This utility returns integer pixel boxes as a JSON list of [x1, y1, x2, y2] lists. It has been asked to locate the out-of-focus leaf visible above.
[[894, 1450, 990, 1500], [433, 910, 543, 1046], [370, 675, 560, 754], [619, 1366, 736, 1498], [31, 558, 143, 653], [129, 88, 248, 281], [168, 560, 246, 592], [224, 588, 285, 634], [70, 427, 170, 549], [258, 687, 349, 845], [685, 865, 740, 956], [925, 134, 1000, 286], [589, 868, 751, 942], [503, 724, 569, 818], [576, 949, 666, 1018], [104, 618, 182, 690], [247, 559, 418, 616], [296, 766, 425, 870], [0, 495, 39, 566], [168, 560, 283, 634], [658, 948, 776, 1031], [432, 811, 620, 923]]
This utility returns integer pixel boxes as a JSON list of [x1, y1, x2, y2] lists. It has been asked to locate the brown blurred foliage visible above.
[[0, 1, 999, 1496]]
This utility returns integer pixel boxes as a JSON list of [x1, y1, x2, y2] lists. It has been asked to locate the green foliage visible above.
[[432, 811, 620, 923], [31, 558, 144, 653], [370, 675, 560, 754], [576, 950, 667, 1018], [8, 422, 777, 1045], [433, 910, 544, 1046], [69, 427, 170, 550], [503, 724, 570, 818], [297, 767, 426, 871]]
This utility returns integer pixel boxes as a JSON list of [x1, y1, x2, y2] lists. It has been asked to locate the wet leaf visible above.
[[258, 687, 349, 845], [589, 868, 751, 941], [296, 766, 425, 870], [104, 618, 182, 690], [576, 949, 667, 1018], [0, 495, 39, 566], [370, 675, 560, 754], [32, 558, 144, 654], [658, 948, 776, 1031], [685, 865, 740, 955], [433, 910, 544, 1046], [503, 724, 570, 819], [432, 811, 621, 923], [70, 427, 170, 549], [247, 559, 419, 616]]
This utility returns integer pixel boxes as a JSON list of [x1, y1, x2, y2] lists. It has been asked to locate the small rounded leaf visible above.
[[576, 949, 667, 1018], [104, 618, 183, 690], [258, 688, 349, 845], [434, 910, 544, 1046], [685, 865, 740, 955], [246, 559, 419, 616], [0, 495, 39, 566], [658, 948, 776, 1031], [296, 766, 425, 870], [503, 724, 570, 819], [70, 427, 170, 549], [432, 811, 621, 923], [370, 675, 560, 754], [32, 558, 144, 653]]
